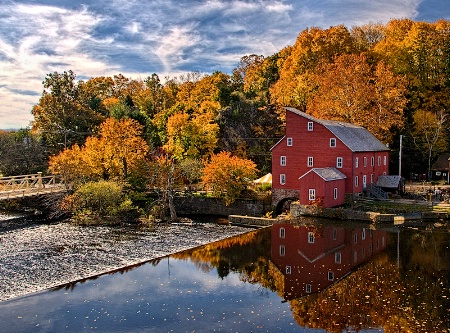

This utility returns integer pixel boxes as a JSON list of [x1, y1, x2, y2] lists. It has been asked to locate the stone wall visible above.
[[272, 188, 300, 206], [174, 196, 270, 217]]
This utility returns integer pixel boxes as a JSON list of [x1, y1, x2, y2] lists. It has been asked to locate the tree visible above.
[[411, 110, 448, 179], [201, 152, 257, 205]]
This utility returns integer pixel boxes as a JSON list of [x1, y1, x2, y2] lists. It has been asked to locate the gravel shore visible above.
[[0, 215, 250, 302]]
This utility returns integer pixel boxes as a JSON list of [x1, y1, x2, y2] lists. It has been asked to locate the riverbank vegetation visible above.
[[1, 19, 450, 222]]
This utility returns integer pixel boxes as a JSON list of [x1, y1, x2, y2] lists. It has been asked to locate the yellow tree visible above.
[[48, 144, 87, 186], [202, 152, 257, 205]]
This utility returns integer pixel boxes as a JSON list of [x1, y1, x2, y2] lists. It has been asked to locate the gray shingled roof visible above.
[[285, 107, 389, 152], [299, 167, 347, 181]]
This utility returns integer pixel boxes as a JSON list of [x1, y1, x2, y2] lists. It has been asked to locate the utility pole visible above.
[[399, 135, 402, 177]]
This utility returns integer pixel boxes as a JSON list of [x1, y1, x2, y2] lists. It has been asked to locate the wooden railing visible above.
[[0, 172, 67, 200]]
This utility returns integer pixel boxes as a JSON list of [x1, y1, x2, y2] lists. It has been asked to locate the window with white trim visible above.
[[308, 231, 315, 244], [308, 189, 315, 201], [363, 175, 367, 189], [363, 157, 367, 167], [307, 122, 313, 131], [355, 157, 359, 168], [336, 157, 343, 168], [305, 284, 312, 293], [280, 156, 286, 166], [287, 137, 293, 146], [384, 155, 387, 165], [328, 271, 335, 281], [280, 174, 286, 185], [334, 187, 338, 200], [286, 266, 291, 274], [279, 245, 285, 256], [308, 156, 314, 167], [279, 227, 285, 238], [378, 156, 381, 166], [371, 156, 375, 166], [330, 138, 336, 147], [335, 251, 342, 264]]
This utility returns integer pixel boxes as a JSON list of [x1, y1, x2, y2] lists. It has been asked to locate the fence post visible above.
[[37, 172, 43, 189]]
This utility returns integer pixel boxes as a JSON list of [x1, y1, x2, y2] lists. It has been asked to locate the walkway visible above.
[[0, 173, 67, 200]]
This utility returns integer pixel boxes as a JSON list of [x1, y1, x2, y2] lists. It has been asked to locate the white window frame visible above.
[[334, 187, 338, 200], [371, 156, 375, 166], [336, 157, 343, 168], [330, 138, 336, 147], [384, 155, 387, 165], [279, 245, 285, 256], [286, 266, 291, 274], [287, 137, 293, 146], [363, 175, 367, 189], [335, 251, 341, 264], [363, 157, 367, 167], [305, 284, 312, 293], [328, 271, 335, 281], [280, 156, 286, 166], [308, 189, 315, 201], [279, 227, 285, 239], [280, 174, 286, 185], [355, 157, 359, 168], [307, 156, 314, 167], [308, 231, 315, 243], [307, 122, 313, 131], [378, 156, 381, 166]]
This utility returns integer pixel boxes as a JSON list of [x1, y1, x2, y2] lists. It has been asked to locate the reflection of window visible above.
[[280, 174, 286, 185], [279, 245, 285, 256], [287, 137, 293, 146], [362, 247, 366, 258], [286, 266, 291, 274], [333, 228, 337, 240], [382, 237, 385, 247], [280, 156, 286, 166], [362, 228, 366, 240], [308, 232, 315, 243], [279, 227, 285, 238], [308, 122, 313, 131], [305, 284, 312, 293], [309, 189, 315, 201], [354, 233, 358, 243], [335, 251, 341, 264], [328, 271, 334, 281], [354, 250, 358, 263]]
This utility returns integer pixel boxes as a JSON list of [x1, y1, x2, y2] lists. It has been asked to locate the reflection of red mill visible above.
[[270, 224, 387, 300]]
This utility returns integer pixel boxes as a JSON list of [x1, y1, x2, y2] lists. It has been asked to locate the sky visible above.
[[0, 0, 449, 130]]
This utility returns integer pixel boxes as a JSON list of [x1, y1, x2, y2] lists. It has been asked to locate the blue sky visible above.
[[0, 0, 449, 129]]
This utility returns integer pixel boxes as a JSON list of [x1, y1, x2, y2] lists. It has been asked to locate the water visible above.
[[0, 220, 449, 332]]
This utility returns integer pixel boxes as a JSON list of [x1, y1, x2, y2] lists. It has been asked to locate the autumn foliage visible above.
[[201, 152, 257, 205]]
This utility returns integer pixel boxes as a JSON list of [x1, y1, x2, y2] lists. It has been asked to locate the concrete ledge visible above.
[[228, 215, 278, 227]]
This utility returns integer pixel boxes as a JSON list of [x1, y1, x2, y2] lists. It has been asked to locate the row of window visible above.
[[279, 173, 386, 186], [280, 155, 387, 168], [286, 137, 336, 148], [278, 228, 340, 241]]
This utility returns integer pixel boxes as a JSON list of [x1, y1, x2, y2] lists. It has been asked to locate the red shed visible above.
[[298, 167, 346, 207]]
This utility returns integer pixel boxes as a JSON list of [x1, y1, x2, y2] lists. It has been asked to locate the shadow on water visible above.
[[1, 218, 449, 332]]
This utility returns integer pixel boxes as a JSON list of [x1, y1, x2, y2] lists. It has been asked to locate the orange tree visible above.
[[201, 152, 258, 206]]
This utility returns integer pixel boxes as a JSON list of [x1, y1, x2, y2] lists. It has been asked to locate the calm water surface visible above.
[[0, 219, 449, 332]]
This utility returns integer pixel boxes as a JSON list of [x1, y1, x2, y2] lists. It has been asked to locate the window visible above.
[[330, 138, 336, 147], [363, 157, 367, 167], [335, 252, 342, 264], [371, 156, 375, 166], [286, 266, 292, 274], [334, 187, 338, 200], [333, 228, 337, 240], [287, 137, 293, 146], [280, 174, 286, 185], [308, 231, 315, 243], [378, 156, 381, 166], [308, 189, 315, 201], [336, 157, 343, 168], [279, 245, 285, 256], [371, 173, 374, 184], [384, 156, 387, 165], [354, 233, 358, 244], [328, 271, 335, 281], [308, 156, 314, 167], [305, 284, 312, 293], [355, 157, 359, 168], [307, 122, 313, 131], [279, 227, 285, 239], [355, 176, 359, 187], [362, 228, 366, 240], [280, 156, 286, 166], [363, 175, 367, 189]]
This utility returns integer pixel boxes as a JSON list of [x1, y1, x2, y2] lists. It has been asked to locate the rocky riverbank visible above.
[[0, 214, 251, 302]]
